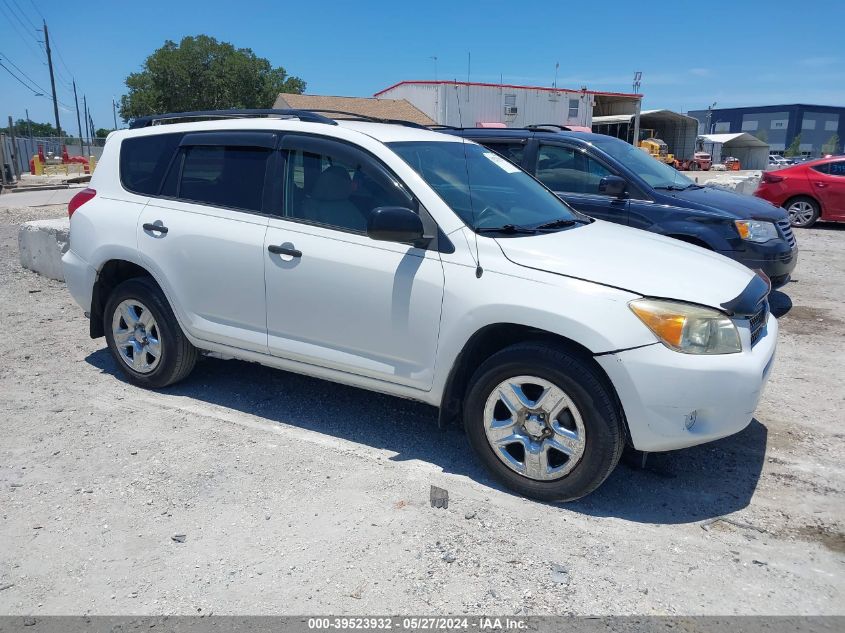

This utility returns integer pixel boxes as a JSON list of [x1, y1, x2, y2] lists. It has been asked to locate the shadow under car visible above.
[[85, 348, 768, 525]]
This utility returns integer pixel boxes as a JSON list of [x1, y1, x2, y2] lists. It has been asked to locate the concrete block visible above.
[[18, 217, 70, 281]]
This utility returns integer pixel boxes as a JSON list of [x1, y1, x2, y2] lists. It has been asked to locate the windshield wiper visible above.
[[655, 183, 702, 191], [534, 218, 588, 230], [475, 224, 537, 234]]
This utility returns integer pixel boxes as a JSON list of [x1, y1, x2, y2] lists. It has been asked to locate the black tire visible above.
[[104, 277, 197, 388], [784, 196, 820, 228], [463, 342, 625, 502]]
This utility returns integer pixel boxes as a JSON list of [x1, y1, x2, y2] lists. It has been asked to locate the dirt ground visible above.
[[0, 204, 843, 616]]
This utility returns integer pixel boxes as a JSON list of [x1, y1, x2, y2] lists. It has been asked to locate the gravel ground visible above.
[[0, 206, 843, 616]]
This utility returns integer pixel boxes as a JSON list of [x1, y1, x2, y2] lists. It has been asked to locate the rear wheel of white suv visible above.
[[104, 277, 197, 388], [464, 343, 625, 502]]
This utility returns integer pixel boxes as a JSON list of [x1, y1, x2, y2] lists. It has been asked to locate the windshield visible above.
[[590, 136, 695, 190], [388, 140, 578, 230]]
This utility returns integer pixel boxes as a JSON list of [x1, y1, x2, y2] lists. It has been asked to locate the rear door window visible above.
[[173, 145, 272, 212], [536, 144, 612, 194], [120, 133, 182, 195]]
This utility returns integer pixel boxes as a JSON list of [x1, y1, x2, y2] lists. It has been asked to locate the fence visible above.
[[1, 134, 106, 183]]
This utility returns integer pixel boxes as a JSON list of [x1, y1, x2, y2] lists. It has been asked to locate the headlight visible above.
[[629, 299, 741, 354], [735, 220, 778, 242]]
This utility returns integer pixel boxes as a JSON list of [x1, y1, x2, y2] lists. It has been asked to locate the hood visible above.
[[664, 185, 787, 221], [496, 220, 758, 311]]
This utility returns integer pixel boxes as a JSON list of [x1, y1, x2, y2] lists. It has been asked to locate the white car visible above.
[[62, 110, 777, 501]]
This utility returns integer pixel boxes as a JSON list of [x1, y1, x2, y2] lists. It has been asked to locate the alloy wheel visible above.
[[483, 375, 586, 481], [111, 299, 162, 373], [788, 200, 816, 227]]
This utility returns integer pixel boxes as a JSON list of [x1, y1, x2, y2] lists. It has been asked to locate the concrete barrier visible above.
[[18, 217, 70, 281]]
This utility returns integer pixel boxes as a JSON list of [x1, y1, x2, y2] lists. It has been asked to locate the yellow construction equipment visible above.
[[637, 129, 675, 165]]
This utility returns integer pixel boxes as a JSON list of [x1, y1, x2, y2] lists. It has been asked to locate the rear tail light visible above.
[[761, 172, 784, 184], [68, 187, 96, 218]]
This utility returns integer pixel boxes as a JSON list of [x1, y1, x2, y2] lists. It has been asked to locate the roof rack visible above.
[[524, 124, 574, 131], [128, 108, 433, 130], [128, 108, 339, 129], [303, 109, 430, 130]]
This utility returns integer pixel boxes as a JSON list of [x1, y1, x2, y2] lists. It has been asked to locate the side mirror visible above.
[[367, 207, 427, 244], [598, 175, 627, 198]]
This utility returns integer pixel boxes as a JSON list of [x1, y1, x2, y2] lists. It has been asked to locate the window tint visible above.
[[536, 144, 612, 194], [177, 145, 270, 211], [827, 162, 845, 177], [811, 163, 830, 174], [284, 144, 411, 232], [120, 133, 182, 195], [480, 142, 525, 167]]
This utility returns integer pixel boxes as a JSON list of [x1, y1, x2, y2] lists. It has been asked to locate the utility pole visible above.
[[42, 20, 62, 138], [73, 80, 84, 158], [631, 71, 643, 146], [25, 109, 32, 138], [112, 97, 118, 129], [8, 116, 20, 179], [83, 94, 89, 157]]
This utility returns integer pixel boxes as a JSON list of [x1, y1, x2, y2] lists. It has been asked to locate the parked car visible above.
[[444, 128, 797, 287], [769, 154, 793, 168], [755, 156, 845, 227], [63, 109, 777, 502]]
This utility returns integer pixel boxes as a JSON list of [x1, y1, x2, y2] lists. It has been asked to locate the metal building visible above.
[[687, 104, 844, 157], [374, 80, 642, 130], [591, 110, 700, 160]]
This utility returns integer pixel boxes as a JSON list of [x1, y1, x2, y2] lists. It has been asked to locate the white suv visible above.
[[63, 110, 778, 501]]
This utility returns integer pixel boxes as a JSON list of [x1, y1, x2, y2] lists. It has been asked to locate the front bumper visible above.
[[596, 313, 778, 452], [721, 246, 797, 288]]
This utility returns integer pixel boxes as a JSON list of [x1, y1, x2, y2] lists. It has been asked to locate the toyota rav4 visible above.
[[62, 109, 778, 501]]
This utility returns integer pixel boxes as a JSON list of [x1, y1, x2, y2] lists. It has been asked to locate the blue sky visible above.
[[1, 0, 843, 131]]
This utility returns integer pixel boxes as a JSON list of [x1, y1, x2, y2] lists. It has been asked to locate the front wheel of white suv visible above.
[[463, 343, 625, 502], [104, 277, 197, 389]]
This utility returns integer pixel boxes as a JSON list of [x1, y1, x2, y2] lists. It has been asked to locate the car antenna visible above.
[[455, 81, 483, 278]]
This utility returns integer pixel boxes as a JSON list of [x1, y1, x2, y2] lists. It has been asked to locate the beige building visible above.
[[273, 93, 436, 125]]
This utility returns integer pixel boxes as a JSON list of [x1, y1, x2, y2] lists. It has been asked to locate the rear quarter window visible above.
[[120, 133, 182, 195]]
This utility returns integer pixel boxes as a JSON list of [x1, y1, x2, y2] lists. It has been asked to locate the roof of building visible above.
[[688, 103, 845, 113], [592, 109, 698, 125], [698, 133, 769, 147], [273, 93, 436, 125], [374, 80, 642, 99]]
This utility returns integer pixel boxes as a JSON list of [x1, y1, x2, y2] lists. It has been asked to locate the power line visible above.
[[26, 0, 42, 21], [0, 59, 44, 94], [0, 2, 42, 57], [1, 0, 33, 35], [0, 50, 49, 93], [9, 0, 36, 30]]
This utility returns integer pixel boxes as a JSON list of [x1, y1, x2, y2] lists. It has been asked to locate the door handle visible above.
[[143, 223, 169, 234], [268, 244, 302, 258], [814, 182, 827, 188]]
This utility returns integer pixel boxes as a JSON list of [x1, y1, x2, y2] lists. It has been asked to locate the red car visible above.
[[754, 157, 845, 228]]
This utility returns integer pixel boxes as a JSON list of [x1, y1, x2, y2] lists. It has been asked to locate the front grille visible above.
[[749, 300, 769, 347], [777, 219, 797, 249]]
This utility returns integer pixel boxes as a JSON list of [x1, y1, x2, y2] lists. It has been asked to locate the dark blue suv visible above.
[[444, 128, 798, 287]]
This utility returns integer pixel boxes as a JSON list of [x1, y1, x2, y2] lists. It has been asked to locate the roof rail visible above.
[[128, 108, 338, 129], [304, 109, 430, 130], [525, 124, 574, 131]]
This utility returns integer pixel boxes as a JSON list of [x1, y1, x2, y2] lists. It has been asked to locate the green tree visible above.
[[95, 128, 113, 138], [784, 134, 802, 157], [822, 134, 840, 155], [119, 35, 305, 121], [0, 119, 64, 138]]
